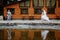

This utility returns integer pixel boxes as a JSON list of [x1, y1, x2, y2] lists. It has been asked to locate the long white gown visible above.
[[41, 10, 49, 40], [41, 10, 49, 22]]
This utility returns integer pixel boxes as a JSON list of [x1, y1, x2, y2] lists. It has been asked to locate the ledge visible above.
[[0, 20, 60, 30]]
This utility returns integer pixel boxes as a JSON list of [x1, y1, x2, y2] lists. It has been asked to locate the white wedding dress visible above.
[[41, 10, 49, 22]]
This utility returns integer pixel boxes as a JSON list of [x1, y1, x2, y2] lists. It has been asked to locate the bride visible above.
[[41, 9, 50, 40]]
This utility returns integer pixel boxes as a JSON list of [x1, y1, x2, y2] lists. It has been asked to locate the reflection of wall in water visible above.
[[0, 30, 4, 40], [19, 31, 30, 40], [46, 31, 56, 40], [33, 31, 42, 40], [1, 29, 60, 40], [11, 31, 15, 40]]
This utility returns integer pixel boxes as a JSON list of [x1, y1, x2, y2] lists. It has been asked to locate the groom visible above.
[[7, 10, 11, 20]]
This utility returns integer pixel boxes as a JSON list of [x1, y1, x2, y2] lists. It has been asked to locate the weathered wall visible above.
[[4, 0, 60, 20]]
